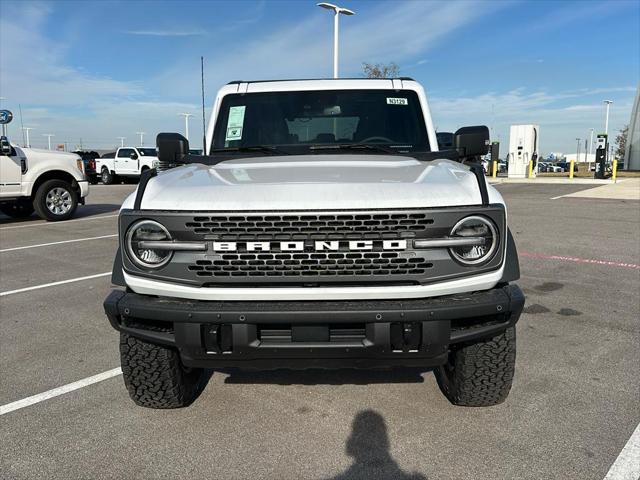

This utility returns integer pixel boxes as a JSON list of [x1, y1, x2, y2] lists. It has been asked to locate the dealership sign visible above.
[[0, 110, 13, 125]]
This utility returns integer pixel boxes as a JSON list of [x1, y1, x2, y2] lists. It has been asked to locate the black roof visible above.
[[226, 77, 415, 85]]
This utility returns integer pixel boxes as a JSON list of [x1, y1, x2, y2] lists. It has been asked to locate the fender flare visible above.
[[500, 228, 520, 282]]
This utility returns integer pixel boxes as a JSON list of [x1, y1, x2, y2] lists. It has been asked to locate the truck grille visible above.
[[187, 251, 433, 278], [185, 213, 434, 240]]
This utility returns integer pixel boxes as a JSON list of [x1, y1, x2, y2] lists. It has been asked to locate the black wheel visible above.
[[101, 167, 115, 185], [33, 179, 78, 221], [435, 327, 516, 407], [88, 176, 99, 185], [120, 333, 205, 409], [0, 201, 35, 218]]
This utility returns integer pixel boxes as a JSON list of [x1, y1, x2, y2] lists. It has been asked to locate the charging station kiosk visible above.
[[594, 133, 608, 179], [508, 124, 539, 178]]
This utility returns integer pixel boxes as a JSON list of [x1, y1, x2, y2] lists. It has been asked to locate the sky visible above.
[[0, 0, 638, 155]]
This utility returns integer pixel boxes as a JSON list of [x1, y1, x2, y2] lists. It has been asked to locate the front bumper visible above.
[[78, 180, 89, 199], [104, 284, 524, 369]]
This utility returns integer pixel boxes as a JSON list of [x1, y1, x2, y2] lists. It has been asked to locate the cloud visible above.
[[154, 0, 508, 98], [430, 87, 636, 153], [0, 3, 141, 106], [125, 28, 207, 37]]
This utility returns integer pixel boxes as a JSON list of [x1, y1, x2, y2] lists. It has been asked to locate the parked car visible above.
[[556, 161, 577, 173], [546, 163, 563, 173], [537, 162, 548, 173], [96, 147, 158, 184], [73, 150, 100, 184]]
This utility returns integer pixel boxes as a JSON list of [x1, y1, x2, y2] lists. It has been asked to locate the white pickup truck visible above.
[[0, 131, 89, 221], [96, 147, 158, 184]]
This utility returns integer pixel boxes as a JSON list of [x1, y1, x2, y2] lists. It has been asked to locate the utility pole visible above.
[[22, 127, 33, 147], [42, 133, 55, 150], [136, 131, 146, 146], [584, 138, 588, 163], [178, 113, 193, 140], [117, 137, 126, 148], [317, 3, 355, 78], [603, 100, 613, 136], [588, 128, 594, 158], [576, 138, 581, 165]]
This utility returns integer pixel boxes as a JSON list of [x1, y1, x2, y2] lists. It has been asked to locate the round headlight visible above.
[[449, 216, 498, 265], [126, 220, 172, 269]]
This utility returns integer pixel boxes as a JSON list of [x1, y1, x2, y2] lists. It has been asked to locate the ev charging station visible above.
[[507, 124, 539, 178], [594, 133, 608, 179]]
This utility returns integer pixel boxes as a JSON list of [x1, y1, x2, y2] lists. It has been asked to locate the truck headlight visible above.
[[449, 216, 498, 265], [126, 220, 172, 269]]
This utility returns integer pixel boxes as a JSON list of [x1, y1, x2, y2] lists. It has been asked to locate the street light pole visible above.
[[317, 3, 355, 78], [603, 100, 613, 136], [178, 113, 194, 140], [588, 128, 594, 158], [42, 133, 55, 150], [117, 137, 126, 148], [576, 138, 580, 166], [136, 131, 146, 146], [22, 127, 33, 147]]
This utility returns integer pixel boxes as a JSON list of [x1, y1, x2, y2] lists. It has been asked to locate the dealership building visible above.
[[625, 84, 640, 170]]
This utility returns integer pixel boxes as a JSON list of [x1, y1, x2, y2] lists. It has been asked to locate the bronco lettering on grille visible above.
[[211, 240, 407, 252]]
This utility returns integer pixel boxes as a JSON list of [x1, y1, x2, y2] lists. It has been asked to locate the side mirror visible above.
[[156, 133, 189, 171], [0, 136, 12, 156], [454, 126, 490, 158], [129, 152, 139, 160]]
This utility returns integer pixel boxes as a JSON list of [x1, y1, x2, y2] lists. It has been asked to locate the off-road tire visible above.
[[0, 201, 34, 218], [435, 327, 516, 407], [101, 167, 115, 185], [33, 179, 78, 221], [119, 332, 205, 408], [88, 175, 99, 185]]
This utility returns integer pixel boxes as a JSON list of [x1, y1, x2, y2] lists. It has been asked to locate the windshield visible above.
[[137, 148, 157, 156], [211, 89, 430, 154]]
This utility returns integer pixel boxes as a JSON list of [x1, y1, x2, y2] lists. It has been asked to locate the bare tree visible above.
[[362, 62, 400, 78], [614, 124, 628, 160]]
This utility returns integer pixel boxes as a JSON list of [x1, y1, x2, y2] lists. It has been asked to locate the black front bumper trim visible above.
[[104, 285, 524, 369]]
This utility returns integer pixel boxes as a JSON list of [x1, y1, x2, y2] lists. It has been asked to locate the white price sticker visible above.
[[386, 97, 408, 105]]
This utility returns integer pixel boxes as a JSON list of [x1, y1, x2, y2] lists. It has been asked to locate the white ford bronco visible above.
[[0, 120, 89, 221], [104, 78, 524, 409]]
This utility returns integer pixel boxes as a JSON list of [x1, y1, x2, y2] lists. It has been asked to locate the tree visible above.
[[362, 62, 400, 79], [614, 124, 628, 160]]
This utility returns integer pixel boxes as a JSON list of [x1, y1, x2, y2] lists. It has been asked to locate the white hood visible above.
[[124, 155, 503, 211]]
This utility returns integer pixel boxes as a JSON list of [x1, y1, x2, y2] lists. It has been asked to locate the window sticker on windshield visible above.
[[225, 106, 246, 141], [386, 97, 408, 105]]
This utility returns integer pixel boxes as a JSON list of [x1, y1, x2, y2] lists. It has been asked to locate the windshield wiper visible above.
[[209, 145, 289, 155], [309, 144, 402, 155]]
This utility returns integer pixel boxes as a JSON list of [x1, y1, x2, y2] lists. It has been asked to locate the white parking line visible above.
[[604, 422, 640, 480], [0, 213, 119, 231], [550, 194, 565, 200], [0, 234, 117, 253], [0, 368, 122, 416], [0, 272, 111, 296]]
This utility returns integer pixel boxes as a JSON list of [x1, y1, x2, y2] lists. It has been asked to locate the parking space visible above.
[[0, 183, 638, 480]]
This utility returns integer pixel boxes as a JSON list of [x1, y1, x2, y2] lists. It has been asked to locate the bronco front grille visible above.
[[185, 213, 434, 240], [187, 251, 433, 278]]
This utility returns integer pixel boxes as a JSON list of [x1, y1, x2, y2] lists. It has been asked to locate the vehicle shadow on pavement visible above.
[[0, 203, 121, 224], [221, 368, 428, 385], [323, 410, 428, 480]]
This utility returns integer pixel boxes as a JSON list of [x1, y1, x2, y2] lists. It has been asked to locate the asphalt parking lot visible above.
[[0, 183, 638, 480]]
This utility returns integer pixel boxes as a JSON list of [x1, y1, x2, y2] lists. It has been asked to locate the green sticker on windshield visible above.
[[225, 106, 246, 141]]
